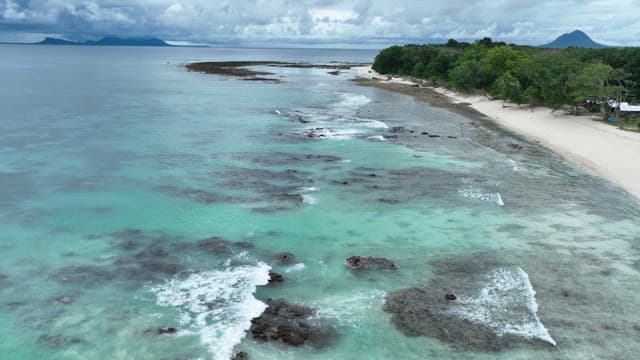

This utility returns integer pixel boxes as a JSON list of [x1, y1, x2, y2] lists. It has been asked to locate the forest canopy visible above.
[[372, 39, 639, 111]]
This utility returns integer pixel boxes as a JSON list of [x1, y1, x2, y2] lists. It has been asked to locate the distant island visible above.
[[35, 37, 172, 47], [539, 30, 606, 49]]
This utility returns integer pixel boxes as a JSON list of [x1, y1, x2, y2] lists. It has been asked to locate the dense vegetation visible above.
[[372, 38, 640, 122]]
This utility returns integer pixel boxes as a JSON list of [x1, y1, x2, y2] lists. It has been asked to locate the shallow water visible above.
[[1, 45, 640, 360]]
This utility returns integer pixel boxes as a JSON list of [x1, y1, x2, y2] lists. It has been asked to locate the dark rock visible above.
[[50, 265, 115, 285], [197, 237, 235, 253], [5, 301, 26, 308], [508, 143, 523, 150], [155, 185, 231, 204], [268, 271, 284, 284], [0, 273, 10, 287], [421, 131, 429, 135], [385, 287, 515, 351], [384, 258, 555, 351], [251, 206, 292, 214], [249, 299, 334, 347], [134, 245, 168, 259], [138, 260, 184, 275], [118, 239, 140, 251], [158, 327, 178, 335], [345, 256, 397, 270], [111, 228, 144, 239], [390, 126, 406, 133], [38, 334, 83, 348], [186, 61, 276, 78], [327, 70, 340, 76], [232, 351, 249, 360], [447, 136, 458, 139], [235, 241, 254, 249], [274, 193, 304, 205], [428, 134, 441, 138], [275, 252, 296, 264], [242, 77, 281, 82], [377, 198, 402, 205]]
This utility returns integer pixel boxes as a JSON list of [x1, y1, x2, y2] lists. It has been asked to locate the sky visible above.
[[1, 0, 639, 48]]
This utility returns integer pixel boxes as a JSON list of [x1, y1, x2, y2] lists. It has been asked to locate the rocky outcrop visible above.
[[268, 271, 284, 285], [232, 351, 249, 360], [249, 299, 334, 348], [383, 259, 556, 351], [275, 252, 296, 265], [345, 256, 397, 270]]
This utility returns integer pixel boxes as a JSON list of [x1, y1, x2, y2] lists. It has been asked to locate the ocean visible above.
[[1, 45, 640, 360]]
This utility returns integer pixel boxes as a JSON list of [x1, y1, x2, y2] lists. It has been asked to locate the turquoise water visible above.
[[1, 45, 640, 360]]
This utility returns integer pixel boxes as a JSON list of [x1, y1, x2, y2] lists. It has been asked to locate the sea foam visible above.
[[444, 267, 556, 346], [458, 178, 505, 206], [150, 255, 271, 360], [333, 93, 372, 111]]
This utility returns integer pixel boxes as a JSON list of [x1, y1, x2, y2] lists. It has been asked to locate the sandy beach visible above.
[[353, 66, 640, 200]]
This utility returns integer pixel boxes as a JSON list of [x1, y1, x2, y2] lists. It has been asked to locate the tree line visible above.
[[372, 38, 639, 118]]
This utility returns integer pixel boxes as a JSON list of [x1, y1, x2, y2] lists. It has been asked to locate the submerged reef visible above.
[[384, 256, 556, 351]]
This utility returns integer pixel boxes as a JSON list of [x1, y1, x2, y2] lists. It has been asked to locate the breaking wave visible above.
[[150, 254, 271, 360], [458, 178, 505, 206], [443, 267, 556, 346]]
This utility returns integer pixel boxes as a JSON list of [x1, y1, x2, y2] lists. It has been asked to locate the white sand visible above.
[[353, 66, 640, 200], [352, 66, 418, 85]]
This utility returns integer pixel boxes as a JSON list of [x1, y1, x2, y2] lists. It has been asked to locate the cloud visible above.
[[1, 0, 639, 47], [3, 0, 26, 20]]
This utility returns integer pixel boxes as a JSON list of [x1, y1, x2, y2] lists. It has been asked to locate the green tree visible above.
[[492, 71, 522, 102], [372, 46, 404, 74], [448, 60, 483, 91], [566, 62, 620, 119], [483, 46, 528, 84]]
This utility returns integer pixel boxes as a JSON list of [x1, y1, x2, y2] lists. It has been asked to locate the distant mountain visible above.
[[540, 30, 606, 49], [34, 37, 172, 47], [84, 37, 171, 46], [37, 37, 78, 45]]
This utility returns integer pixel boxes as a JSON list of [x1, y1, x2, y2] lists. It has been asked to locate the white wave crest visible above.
[[285, 263, 306, 273], [459, 186, 504, 206], [358, 119, 388, 129], [444, 267, 556, 346], [334, 93, 371, 111], [297, 186, 319, 193], [314, 290, 386, 328], [302, 195, 317, 205], [150, 259, 271, 360]]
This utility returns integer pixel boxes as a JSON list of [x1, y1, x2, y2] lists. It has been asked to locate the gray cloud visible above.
[[1, 0, 639, 47]]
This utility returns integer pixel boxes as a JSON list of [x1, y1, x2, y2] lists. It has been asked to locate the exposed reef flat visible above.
[[384, 255, 556, 352], [186, 61, 367, 82]]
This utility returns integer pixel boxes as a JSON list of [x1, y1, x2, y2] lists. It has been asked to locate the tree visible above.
[[372, 46, 404, 74], [566, 62, 623, 120], [483, 46, 528, 82], [492, 71, 522, 102], [448, 60, 483, 91]]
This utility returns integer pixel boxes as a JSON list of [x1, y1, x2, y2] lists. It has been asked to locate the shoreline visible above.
[[352, 66, 640, 200]]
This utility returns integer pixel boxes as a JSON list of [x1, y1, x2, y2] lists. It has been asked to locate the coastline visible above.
[[353, 66, 640, 200]]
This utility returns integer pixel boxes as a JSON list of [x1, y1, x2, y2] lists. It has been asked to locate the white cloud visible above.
[[0, 0, 639, 46], [3, 0, 27, 20]]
